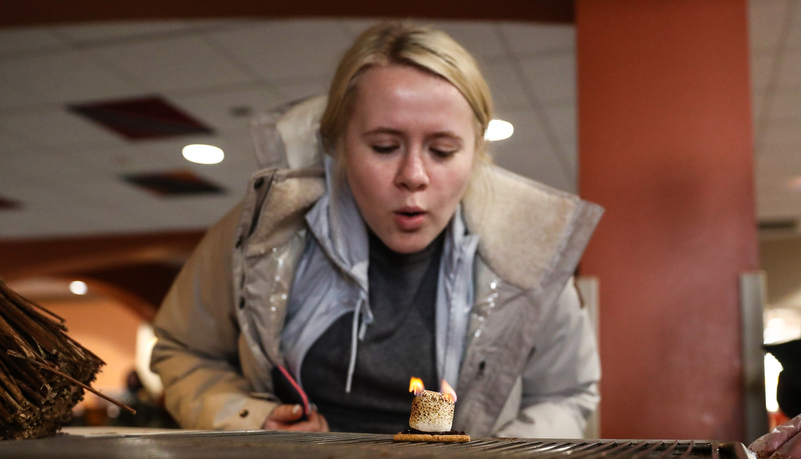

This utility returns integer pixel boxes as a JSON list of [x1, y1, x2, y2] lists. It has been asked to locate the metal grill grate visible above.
[[0, 430, 751, 459]]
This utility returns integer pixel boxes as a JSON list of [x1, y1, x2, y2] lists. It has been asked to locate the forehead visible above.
[[349, 65, 475, 133]]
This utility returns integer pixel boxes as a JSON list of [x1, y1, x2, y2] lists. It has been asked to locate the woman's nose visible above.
[[395, 150, 429, 190]]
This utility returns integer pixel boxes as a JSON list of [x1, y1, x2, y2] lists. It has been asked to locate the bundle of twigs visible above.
[[0, 277, 128, 440]]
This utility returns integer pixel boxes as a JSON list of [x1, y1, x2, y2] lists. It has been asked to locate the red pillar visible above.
[[576, 0, 758, 441]]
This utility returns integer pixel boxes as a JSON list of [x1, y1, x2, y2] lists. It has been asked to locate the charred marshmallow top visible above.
[[409, 390, 455, 432]]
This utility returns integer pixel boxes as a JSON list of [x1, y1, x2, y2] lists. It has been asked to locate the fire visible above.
[[408, 377, 458, 402], [409, 377, 424, 396], [441, 379, 457, 403]]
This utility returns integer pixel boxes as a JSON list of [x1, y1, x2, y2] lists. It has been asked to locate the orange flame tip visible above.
[[409, 377, 425, 396], [441, 379, 457, 403]]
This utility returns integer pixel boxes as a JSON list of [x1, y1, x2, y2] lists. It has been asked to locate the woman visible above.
[[151, 22, 603, 438]]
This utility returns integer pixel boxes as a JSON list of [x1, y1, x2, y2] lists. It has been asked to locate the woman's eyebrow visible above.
[[363, 127, 402, 136], [430, 131, 463, 141], [364, 128, 463, 140]]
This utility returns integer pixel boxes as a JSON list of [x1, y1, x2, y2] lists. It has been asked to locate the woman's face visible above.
[[342, 65, 476, 254]]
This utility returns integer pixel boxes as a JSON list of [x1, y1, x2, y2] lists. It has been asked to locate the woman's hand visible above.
[[749, 414, 801, 459], [262, 404, 329, 432]]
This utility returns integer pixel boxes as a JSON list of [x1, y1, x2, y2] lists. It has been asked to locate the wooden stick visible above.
[[12, 356, 135, 415], [0, 278, 67, 324]]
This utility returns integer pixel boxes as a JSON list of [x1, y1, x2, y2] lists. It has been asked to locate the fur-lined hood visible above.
[[247, 95, 602, 292]]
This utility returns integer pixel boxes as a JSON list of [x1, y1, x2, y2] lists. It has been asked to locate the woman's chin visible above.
[[381, 232, 436, 254]]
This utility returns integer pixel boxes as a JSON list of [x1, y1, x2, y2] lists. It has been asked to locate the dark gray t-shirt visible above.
[[300, 231, 442, 433]]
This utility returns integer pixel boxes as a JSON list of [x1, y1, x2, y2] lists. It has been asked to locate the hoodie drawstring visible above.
[[345, 296, 366, 393]]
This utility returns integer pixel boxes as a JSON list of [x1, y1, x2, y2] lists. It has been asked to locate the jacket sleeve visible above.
[[150, 204, 278, 430], [494, 279, 600, 438]]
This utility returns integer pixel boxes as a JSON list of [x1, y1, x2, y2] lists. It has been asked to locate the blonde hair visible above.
[[320, 22, 494, 163]]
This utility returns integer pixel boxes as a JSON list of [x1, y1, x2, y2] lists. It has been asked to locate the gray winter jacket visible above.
[[151, 98, 603, 439]]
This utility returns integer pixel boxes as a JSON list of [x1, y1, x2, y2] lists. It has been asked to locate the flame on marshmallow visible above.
[[409, 377, 425, 396], [441, 379, 457, 403]]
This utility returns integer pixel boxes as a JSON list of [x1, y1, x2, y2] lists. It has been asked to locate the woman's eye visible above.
[[372, 145, 398, 154], [431, 148, 458, 158]]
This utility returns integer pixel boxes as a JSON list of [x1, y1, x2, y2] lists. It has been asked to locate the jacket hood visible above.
[[463, 165, 603, 291], [247, 94, 603, 292]]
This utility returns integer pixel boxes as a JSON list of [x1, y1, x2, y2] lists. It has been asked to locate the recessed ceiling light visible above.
[[182, 144, 224, 165], [790, 176, 801, 191], [69, 280, 88, 295], [485, 119, 514, 142]]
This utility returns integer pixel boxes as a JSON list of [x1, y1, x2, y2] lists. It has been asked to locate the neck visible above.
[[368, 231, 445, 265]]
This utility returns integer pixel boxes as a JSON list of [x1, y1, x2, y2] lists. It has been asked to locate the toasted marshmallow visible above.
[[409, 390, 454, 432]]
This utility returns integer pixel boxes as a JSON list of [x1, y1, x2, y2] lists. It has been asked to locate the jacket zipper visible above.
[[247, 170, 277, 238]]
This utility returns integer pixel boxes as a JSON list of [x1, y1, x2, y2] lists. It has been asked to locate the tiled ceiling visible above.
[[751, 0, 801, 227], [0, 2, 798, 239]]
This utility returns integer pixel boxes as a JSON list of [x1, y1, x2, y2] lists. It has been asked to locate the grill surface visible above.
[[0, 430, 751, 459]]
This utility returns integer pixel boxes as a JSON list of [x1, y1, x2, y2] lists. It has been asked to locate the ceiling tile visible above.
[[754, 181, 801, 213], [481, 60, 531, 111], [752, 93, 766, 125], [122, 138, 219, 171], [69, 96, 215, 140], [0, 171, 94, 214], [488, 106, 575, 192], [51, 172, 201, 224], [55, 142, 162, 174], [178, 194, 244, 220], [761, 121, 801, 148], [0, 210, 80, 238], [560, 137, 578, 173], [775, 49, 801, 88], [1, 149, 87, 180], [54, 21, 194, 43], [0, 50, 144, 105], [0, 169, 168, 237], [167, 86, 283, 132], [91, 35, 257, 92], [0, 73, 50, 108], [750, 51, 776, 92], [205, 133, 261, 167], [0, 195, 21, 210], [0, 127, 37, 151], [500, 22, 574, 56], [121, 169, 226, 197], [0, 108, 124, 148], [748, 0, 791, 51], [519, 54, 576, 104], [133, 133, 260, 174], [207, 20, 351, 82], [196, 164, 257, 194], [544, 104, 578, 173], [272, 79, 329, 104], [339, 18, 382, 38], [784, 1, 801, 47], [767, 88, 801, 119], [755, 198, 801, 222], [757, 139, 801, 159], [490, 132, 543, 165], [495, 136, 574, 193], [0, 28, 70, 55], [430, 21, 507, 60], [492, 108, 548, 145], [544, 104, 577, 143]]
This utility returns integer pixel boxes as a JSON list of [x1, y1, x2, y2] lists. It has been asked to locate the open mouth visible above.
[[394, 209, 426, 230]]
